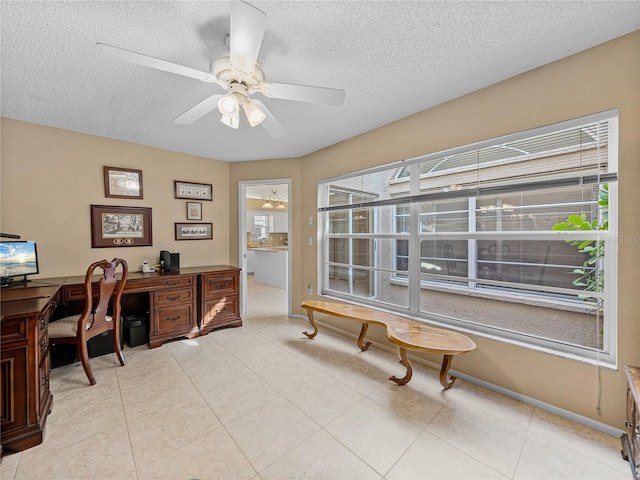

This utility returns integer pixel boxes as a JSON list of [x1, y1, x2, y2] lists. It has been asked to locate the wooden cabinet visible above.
[[148, 275, 198, 348], [1, 286, 59, 453], [199, 267, 241, 336], [622, 365, 640, 479], [61, 267, 241, 350]]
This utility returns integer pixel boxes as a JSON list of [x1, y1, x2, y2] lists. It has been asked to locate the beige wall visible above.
[[231, 31, 640, 428], [2, 31, 638, 429], [0, 120, 231, 276]]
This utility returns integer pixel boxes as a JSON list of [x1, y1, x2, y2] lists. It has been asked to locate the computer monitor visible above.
[[0, 240, 39, 287]]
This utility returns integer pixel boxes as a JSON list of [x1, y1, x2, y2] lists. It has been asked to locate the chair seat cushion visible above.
[[49, 314, 113, 339], [48, 315, 81, 338]]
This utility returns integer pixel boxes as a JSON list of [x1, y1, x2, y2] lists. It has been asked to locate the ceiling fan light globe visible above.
[[220, 114, 239, 129], [218, 95, 240, 117], [244, 101, 266, 127]]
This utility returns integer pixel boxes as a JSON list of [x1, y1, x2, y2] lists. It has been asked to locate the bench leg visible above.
[[439, 355, 457, 390], [302, 310, 319, 339], [357, 323, 372, 351], [389, 346, 413, 385]]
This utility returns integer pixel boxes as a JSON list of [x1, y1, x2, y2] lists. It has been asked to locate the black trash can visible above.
[[123, 314, 147, 347]]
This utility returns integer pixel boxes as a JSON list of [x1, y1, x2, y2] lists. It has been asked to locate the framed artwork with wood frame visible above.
[[103, 166, 143, 199], [175, 223, 212, 240], [186, 202, 202, 220], [174, 180, 213, 201], [91, 205, 152, 247]]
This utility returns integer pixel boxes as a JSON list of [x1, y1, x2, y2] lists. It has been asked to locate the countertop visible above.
[[248, 246, 288, 252]]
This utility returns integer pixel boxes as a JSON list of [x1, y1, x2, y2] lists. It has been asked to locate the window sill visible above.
[[389, 277, 598, 315]]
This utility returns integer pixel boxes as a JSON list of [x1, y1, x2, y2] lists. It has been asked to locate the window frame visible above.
[[318, 111, 618, 367]]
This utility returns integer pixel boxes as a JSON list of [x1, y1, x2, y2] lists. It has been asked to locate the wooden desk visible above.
[[1, 283, 60, 453], [621, 365, 640, 479], [0, 266, 240, 454], [59, 265, 242, 348]]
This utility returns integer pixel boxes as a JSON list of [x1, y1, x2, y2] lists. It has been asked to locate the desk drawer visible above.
[[153, 287, 194, 306], [153, 304, 194, 336], [202, 295, 239, 327], [158, 276, 194, 289], [63, 284, 87, 302], [39, 351, 50, 411], [1, 318, 28, 344], [201, 272, 239, 298]]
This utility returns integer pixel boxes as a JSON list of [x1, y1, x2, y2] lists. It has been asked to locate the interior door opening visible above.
[[239, 180, 291, 316]]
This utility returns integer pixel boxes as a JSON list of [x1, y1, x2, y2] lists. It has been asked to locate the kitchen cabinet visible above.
[[252, 248, 288, 289], [247, 210, 288, 235], [271, 211, 288, 233], [246, 250, 257, 274]]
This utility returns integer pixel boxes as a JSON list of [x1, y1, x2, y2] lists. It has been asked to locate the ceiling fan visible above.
[[96, 1, 345, 138]]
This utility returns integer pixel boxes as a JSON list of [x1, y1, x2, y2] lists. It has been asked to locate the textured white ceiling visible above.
[[2, 1, 639, 162]]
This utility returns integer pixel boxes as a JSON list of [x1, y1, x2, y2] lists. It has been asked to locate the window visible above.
[[253, 214, 269, 240], [319, 111, 618, 365]]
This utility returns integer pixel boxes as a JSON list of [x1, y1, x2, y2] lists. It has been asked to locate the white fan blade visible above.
[[230, 1, 267, 76], [173, 94, 224, 125], [96, 43, 218, 83], [261, 82, 345, 106], [252, 100, 286, 138]]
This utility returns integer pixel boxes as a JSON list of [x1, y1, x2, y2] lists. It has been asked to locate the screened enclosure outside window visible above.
[[318, 111, 618, 365]]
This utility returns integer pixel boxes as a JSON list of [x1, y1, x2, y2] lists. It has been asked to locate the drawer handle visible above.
[[215, 306, 228, 314], [166, 315, 182, 322], [216, 282, 229, 289], [166, 280, 182, 286], [167, 294, 181, 301]]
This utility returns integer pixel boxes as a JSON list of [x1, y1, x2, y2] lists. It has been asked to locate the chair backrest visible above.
[[78, 258, 128, 340]]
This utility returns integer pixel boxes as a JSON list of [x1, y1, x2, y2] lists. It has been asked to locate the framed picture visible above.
[[104, 166, 143, 199], [175, 223, 212, 240], [90, 205, 152, 247], [174, 180, 212, 201], [186, 202, 202, 220]]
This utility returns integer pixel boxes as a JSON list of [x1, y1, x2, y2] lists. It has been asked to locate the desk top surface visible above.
[[1, 265, 239, 320], [59, 264, 240, 285], [1, 284, 61, 320]]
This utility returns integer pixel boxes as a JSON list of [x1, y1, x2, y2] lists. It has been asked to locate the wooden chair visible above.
[[49, 258, 128, 385]]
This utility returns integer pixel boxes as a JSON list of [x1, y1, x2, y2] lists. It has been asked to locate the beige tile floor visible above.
[[1, 277, 631, 480]]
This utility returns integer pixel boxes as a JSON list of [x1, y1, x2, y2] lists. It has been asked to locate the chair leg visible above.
[[113, 331, 126, 367], [77, 341, 96, 386]]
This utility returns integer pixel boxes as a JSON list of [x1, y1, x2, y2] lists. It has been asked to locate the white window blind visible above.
[[318, 110, 618, 365]]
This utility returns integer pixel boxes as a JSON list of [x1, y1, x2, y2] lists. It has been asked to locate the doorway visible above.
[[239, 180, 291, 316]]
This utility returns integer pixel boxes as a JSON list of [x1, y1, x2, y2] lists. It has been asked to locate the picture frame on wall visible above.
[[175, 222, 212, 240], [186, 202, 202, 221], [174, 180, 213, 201], [90, 205, 152, 247], [104, 166, 143, 199]]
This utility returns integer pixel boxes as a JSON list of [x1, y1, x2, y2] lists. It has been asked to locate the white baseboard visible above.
[[301, 317, 623, 438]]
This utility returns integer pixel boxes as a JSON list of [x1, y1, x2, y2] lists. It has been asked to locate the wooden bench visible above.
[[300, 300, 476, 389]]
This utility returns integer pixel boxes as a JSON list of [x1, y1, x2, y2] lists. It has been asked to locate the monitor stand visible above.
[[0, 275, 32, 288]]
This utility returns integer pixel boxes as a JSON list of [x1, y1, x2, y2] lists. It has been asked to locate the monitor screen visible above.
[[0, 241, 39, 278]]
